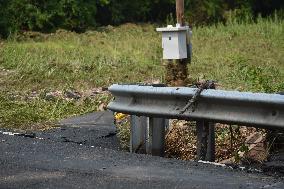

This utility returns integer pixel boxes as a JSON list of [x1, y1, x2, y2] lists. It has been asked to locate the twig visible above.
[[180, 80, 215, 114]]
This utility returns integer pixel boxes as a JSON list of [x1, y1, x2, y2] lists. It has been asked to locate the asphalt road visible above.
[[0, 111, 283, 189]]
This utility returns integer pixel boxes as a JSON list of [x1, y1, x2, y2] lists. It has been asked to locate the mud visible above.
[[165, 60, 191, 86]]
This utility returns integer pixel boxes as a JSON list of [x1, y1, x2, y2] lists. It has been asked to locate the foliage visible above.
[[96, 0, 153, 24], [0, 0, 284, 37], [0, 0, 97, 37], [185, 0, 226, 25]]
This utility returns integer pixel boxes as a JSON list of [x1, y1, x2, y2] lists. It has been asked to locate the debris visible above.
[[180, 80, 216, 114], [115, 113, 128, 122], [45, 91, 61, 101], [65, 91, 81, 100], [219, 158, 234, 165], [98, 103, 107, 111], [144, 79, 161, 85], [165, 121, 262, 163], [198, 160, 226, 167], [239, 132, 268, 163], [165, 120, 197, 160]]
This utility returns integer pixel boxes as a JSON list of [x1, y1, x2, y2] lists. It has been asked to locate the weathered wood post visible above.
[[165, 0, 189, 86], [176, 0, 185, 25]]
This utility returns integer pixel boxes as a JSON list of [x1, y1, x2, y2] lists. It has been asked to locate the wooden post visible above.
[[176, 0, 185, 25], [166, 0, 188, 86]]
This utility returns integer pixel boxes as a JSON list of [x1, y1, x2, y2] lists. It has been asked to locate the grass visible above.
[[0, 18, 283, 130], [0, 92, 111, 130]]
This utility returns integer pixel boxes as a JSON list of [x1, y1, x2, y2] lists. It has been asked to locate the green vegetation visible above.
[[1, 0, 283, 37], [0, 18, 283, 130]]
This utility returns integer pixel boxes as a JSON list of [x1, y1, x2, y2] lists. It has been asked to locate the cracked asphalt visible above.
[[0, 111, 283, 189]]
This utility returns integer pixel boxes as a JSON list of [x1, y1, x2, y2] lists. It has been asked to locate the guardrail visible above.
[[107, 84, 284, 160]]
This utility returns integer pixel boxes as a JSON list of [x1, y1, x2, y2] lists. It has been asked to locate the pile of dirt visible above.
[[165, 121, 197, 160], [165, 60, 191, 86]]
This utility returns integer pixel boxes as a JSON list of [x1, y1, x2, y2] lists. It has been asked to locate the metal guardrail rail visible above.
[[108, 84, 284, 159], [108, 84, 284, 129]]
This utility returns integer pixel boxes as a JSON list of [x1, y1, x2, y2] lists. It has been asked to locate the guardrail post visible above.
[[196, 120, 215, 161], [196, 120, 208, 160], [206, 122, 215, 162], [130, 116, 147, 154], [147, 118, 166, 157]]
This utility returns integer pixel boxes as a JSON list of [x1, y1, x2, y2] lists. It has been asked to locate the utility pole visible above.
[[165, 0, 188, 86]]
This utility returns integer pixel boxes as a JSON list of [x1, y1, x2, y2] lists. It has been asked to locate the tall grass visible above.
[[1, 24, 163, 91], [190, 16, 283, 92]]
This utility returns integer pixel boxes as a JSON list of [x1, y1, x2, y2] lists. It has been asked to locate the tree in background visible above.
[[0, 0, 283, 38], [96, 0, 155, 25], [0, 0, 9, 38], [58, 0, 97, 32], [251, 0, 284, 17], [185, 0, 226, 25], [0, 0, 97, 37]]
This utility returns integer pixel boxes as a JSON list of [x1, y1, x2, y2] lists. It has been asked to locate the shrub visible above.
[[0, 0, 97, 37], [0, 0, 283, 37]]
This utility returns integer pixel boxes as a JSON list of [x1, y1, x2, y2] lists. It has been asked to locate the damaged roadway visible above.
[[0, 111, 283, 189]]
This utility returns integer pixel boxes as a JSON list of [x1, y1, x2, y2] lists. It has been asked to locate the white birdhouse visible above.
[[157, 25, 190, 60]]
